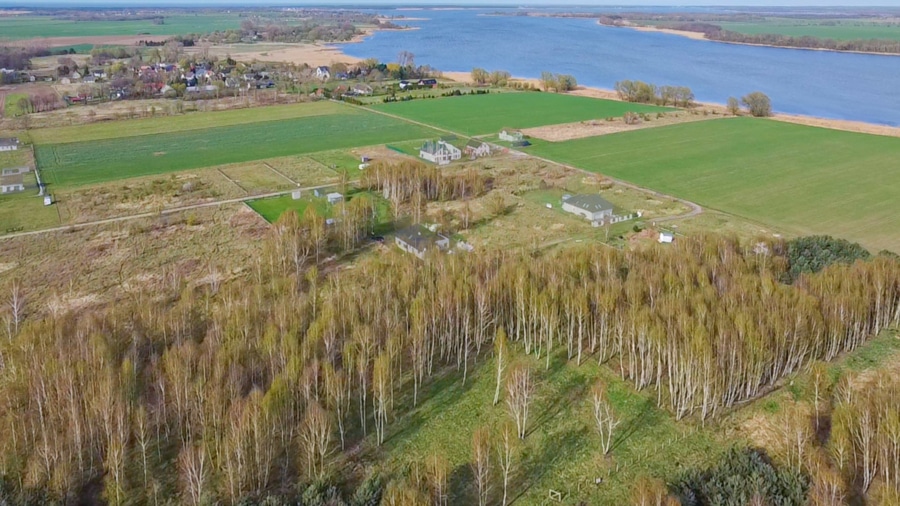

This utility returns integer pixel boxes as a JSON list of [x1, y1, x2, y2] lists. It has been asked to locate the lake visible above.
[[341, 8, 900, 126]]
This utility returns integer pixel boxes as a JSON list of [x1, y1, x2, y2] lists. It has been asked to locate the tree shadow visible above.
[[448, 463, 477, 505], [508, 426, 589, 505], [609, 398, 657, 453]]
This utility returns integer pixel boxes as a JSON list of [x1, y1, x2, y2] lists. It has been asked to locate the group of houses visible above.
[[418, 137, 491, 165]]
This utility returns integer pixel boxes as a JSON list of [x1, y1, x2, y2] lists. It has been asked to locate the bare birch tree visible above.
[[506, 364, 534, 439]]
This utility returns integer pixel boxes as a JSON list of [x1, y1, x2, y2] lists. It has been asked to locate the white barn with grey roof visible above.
[[562, 194, 615, 222]]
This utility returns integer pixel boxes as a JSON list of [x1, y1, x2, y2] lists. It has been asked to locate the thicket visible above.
[[673, 448, 808, 506], [786, 235, 871, 281], [0, 232, 898, 503], [614, 80, 695, 107]]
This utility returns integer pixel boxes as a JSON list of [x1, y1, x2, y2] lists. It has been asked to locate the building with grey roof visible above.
[[562, 194, 615, 222]]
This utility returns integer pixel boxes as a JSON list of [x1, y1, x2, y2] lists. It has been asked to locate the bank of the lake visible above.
[[338, 8, 900, 127]]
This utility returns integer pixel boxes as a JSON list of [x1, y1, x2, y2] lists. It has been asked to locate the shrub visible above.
[[786, 235, 870, 281]]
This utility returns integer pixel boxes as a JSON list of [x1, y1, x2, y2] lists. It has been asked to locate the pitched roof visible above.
[[0, 138, 19, 148], [1, 173, 24, 186], [466, 139, 487, 149], [396, 224, 438, 251], [421, 140, 458, 155], [563, 194, 614, 213]]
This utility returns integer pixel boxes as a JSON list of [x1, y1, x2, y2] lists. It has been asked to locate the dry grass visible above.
[[523, 112, 720, 142], [262, 156, 343, 187]]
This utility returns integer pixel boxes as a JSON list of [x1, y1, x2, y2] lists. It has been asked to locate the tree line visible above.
[[0, 231, 897, 504], [614, 80, 695, 107]]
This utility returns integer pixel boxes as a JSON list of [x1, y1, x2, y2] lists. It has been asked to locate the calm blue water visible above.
[[341, 8, 900, 126]]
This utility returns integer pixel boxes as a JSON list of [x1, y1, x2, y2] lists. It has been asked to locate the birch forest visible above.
[[0, 227, 898, 504]]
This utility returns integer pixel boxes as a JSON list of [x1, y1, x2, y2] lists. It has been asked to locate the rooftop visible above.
[[0, 138, 19, 148], [1, 173, 24, 186], [563, 194, 614, 213], [396, 224, 438, 251], [466, 139, 487, 148]]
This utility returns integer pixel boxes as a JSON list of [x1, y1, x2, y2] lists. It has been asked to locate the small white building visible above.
[[315, 66, 331, 80], [499, 129, 524, 142], [326, 192, 344, 205], [419, 140, 462, 166], [562, 194, 615, 222], [658, 232, 675, 244], [465, 139, 491, 158], [0, 174, 24, 193], [0, 138, 20, 152]]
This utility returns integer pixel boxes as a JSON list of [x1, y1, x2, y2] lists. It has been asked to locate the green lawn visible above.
[[246, 194, 331, 223], [717, 19, 900, 41], [0, 172, 59, 233], [371, 93, 671, 136], [4, 94, 30, 118], [35, 110, 437, 188], [30, 101, 347, 144], [529, 117, 900, 253], [0, 14, 243, 40], [374, 351, 726, 504]]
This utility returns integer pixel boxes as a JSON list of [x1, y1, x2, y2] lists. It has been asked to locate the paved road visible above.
[[0, 182, 341, 241]]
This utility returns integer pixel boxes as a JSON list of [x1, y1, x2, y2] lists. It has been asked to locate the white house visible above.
[[658, 232, 675, 244], [395, 224, 450, 259], [499, 129, 524, 142], [326, 192, 344, 205], [562, 194, 615, 222], [0, 138, 19, 152], [315, 66, 331, 80], [419, 140, 462, 166], [465, 139, 491, 158], [1, 174, 24, 193]]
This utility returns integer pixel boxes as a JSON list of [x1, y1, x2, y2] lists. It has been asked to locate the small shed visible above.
[[292, 190, 302, 200], [326, 192, 344, 205], [658, 232, 675, 244]]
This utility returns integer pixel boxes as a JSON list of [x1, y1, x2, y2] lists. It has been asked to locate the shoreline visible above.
[[439, 71, 900, 138], [609, 22, 900, 58]]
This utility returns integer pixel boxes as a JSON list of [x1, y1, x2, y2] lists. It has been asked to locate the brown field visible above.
[[200, 42, 362, 67], [522, 112, 720, 141], [6, 35, 170, 47]]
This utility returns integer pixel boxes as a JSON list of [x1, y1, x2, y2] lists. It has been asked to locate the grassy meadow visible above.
[[35, 109, 437, 187], [529, 117, 900, 253], [0, 14, 243, 40], [371, 93, 671, 136], [717, 19, 900, 41]]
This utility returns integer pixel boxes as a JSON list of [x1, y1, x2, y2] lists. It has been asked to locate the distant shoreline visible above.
[[605, 21, 900, 58]]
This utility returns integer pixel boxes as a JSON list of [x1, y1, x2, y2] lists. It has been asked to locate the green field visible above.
[[529, 117, 900, 253], [371, 93, 671, 136], [0, 14, 243, 40], [35, 109, 437, 188], [247, 194, 332, 223], [4, 94, 30, 118], [717, 19, 900, 41], [30, 101, 346, 144]]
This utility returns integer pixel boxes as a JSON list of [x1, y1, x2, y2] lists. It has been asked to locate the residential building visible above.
[[1, 174, 25, 193], [419, 140, 462, 166], [395, 224, 450, 259], [465, 140, 491, 158], [0, 138, 19, 152], [499, 129, 524, 142], [315, 66, 331, 80], [562, 194, 615, 222]]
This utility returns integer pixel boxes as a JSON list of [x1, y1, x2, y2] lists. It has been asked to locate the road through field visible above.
[[0, 182, 346, 241], [353, 100, 705, 222]]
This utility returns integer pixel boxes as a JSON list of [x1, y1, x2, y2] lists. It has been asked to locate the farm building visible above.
[[562, 194, 614, 222], [326, 192, 344, 205], [499, 129, 524, 142], [315, 66, 331, 80], [465, 140, 491, 158], [352, 83, 373, 95], [419, 140, 462, 165], [1, 167, 29, 176], [1, 174, 25, 194], [418, 78, 438, 87], [395, 224, 450, 259], [0, 138, 20, 152]]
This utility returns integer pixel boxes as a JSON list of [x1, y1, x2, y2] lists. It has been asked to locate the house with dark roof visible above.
[[0, 138, 19, 152], [419, 140, 462, 166], [315, 66, 331, 80], [465, 139, 491, 158], [395, 224, 450, 259], [562, 194, 615, 222]]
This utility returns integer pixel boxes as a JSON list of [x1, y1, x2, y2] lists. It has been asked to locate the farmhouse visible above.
[[499, 129, 524, 142], [419, 140, 462, 166], [465, 140, 491, 158], [1, 174, 25, 194], [418, 78, 438, 87], [562, 194, 614, 222], [315, 66, 331, 80], [395, 224, 450, 259], [0, 138, 20, 152]]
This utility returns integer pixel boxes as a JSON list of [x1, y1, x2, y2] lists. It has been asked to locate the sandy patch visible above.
[[6, 35, 171, 47], [773, 114, 900, 139], [522, 112, 720, 142], [620, 24, 709, 41], [203, 42, 361, 67]]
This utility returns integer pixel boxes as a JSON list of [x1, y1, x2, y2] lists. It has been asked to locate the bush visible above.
[[673, 447, 808, 506], [786, 235, 870, 281]]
